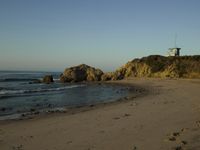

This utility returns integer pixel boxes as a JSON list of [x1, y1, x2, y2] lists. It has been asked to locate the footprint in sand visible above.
[[12, 144, 23, 150], [165, 130, 188, 150], [130, 102, 138, 106], [67, 140, 72, 144], [166, 132, 180, 141], [132, 146, 137, 150], [180, 128, 189, 132], [173, 145, 183, 150], [195, 121, 200, 127], [99, 130, 105, 133], [124, 113, 131, 117], [113, 113, 131, 120], [113, 117, 120, 120], [181, 140, 187, 145]]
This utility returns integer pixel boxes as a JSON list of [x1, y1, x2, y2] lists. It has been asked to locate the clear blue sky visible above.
[[0, 0, 200, 72]]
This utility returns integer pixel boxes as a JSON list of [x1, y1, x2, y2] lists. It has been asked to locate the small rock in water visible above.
[[30, 108, 35, 112], [42, 75, 54, 84], [36, 103, 40, 107], [21, 114, 26, 117], [0, 107, 6, 111], [48, 104, 52, 108]]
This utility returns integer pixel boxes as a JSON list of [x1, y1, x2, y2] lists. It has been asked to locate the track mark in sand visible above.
[[168, 136, 176, 141], [112, 113, 131, 120], [113, 117, 120, 120], [181, 140, 187, 145], [67, 140, 72, 144], [99, 130, 105, 133], [195, 121, 200, 128], [181, 128, 189, 132], [167, 133, 180, 142], [29, 135, 34, 138], [124, 113, 131, 117], [130, 102, 138, 106], [163, 100, 175, 104], [170, 123, 200, 150], [172, 132, 180, 137], [165, 131, 181, 142], [85, 145, 96, 150], [12, 144, 23, 150], [166, 128, 189, 142], [132, 145, 137, 150], [172, 145, 183, 150], [165, 129, 189, 150]]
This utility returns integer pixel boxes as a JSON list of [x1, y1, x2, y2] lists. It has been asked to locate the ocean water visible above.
[[0, 71, 130, 119]]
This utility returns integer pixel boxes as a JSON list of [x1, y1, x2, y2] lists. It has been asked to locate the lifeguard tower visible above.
[[168, 47, 181, 56], [167, 34, 181, 56]]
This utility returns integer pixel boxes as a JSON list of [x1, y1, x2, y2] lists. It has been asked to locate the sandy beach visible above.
[[0, 78, 200, 150]]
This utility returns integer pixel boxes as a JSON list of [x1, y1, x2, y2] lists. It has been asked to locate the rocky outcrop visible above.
[[107, 55, 200, 80], [60, 64, 104, 82], [101, 72, 113, 81], [43, 75, 54, 84], [59, 56, 200, 83], [101, 72, 124, 81]]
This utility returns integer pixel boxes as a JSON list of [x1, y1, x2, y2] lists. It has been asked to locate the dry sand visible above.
[[0, 78, 200, 150]]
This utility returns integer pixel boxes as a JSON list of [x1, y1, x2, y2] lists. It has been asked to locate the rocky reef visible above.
[[60, 64, 103, 82]]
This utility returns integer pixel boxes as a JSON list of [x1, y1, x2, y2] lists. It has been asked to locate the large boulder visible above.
[[60, 64, 104, 82], [43, 75, 54, 84]]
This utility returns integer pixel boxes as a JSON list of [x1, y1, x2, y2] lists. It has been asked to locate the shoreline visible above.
[[0, 81, 147, 123], [0, 78, 200, 150]]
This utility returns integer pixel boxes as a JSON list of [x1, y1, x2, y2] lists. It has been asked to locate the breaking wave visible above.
[[0, 85, 85, 98], [0, 78, 38, 82]]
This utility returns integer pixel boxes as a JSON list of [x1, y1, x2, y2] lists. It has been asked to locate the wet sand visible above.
[[0, 78, 200, 150]]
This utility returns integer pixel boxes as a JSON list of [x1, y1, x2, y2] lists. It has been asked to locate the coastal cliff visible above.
[[109, 55, 200, 80]]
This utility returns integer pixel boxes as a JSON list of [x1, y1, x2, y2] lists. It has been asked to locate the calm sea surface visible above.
[[0, 71, 130, 119]]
